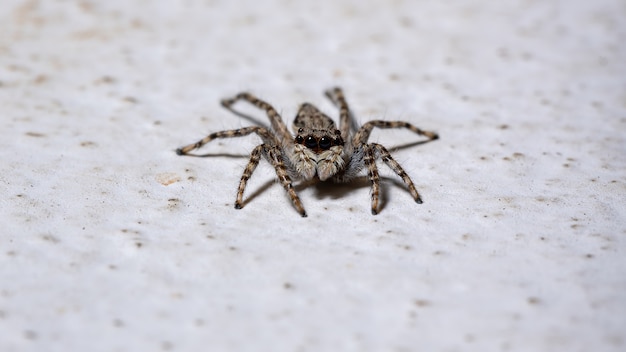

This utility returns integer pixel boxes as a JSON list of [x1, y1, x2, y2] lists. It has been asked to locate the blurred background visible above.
[[1, 1, 624, 351]]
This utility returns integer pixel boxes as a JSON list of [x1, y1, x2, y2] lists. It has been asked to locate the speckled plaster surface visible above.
[[1, 0, 625, 351]]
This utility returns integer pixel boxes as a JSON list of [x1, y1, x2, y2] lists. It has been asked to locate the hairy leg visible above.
[[176, 126, 276, 155], [234, 144, 264, 209], [353, 120, 438, 146], [363, 145, 381, 215], [324, 87, 356, 140], [265, 146, 307, 217], [221, 92, 292, 141], [371, 143, 423, 204]]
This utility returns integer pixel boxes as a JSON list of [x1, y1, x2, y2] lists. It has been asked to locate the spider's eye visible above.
[[319, 136, 332, 150], [334, 137, 344, 146], [305, 136, 317, 149], [295, 135, 304, 144]]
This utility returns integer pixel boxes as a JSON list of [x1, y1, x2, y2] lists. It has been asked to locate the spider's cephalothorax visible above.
[[290, 103, 346, 182], [176, 87, 438, 217]]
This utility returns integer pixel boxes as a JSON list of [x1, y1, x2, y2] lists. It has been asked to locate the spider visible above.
[[176, 87, 438, 217]]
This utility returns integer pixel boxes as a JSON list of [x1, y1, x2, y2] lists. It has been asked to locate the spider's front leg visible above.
[[264, 146, 308, 217], [235, 144, 306, 217]]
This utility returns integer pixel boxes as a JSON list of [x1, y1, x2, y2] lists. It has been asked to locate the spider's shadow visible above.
[[391, 139, 436, 151], [238, 176, 410, 214], [223, 105, 271, 129], [179, 152, 251, 158], [181, 137, 438, 213], [305, 176, 412, 213]]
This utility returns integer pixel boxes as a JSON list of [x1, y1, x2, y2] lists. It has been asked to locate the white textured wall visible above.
[[1, 1, 624, 351]]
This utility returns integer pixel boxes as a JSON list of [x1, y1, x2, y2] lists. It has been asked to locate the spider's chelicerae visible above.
[[176, 87, 438, 217]]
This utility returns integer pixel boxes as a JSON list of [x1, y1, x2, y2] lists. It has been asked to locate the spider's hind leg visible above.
[[175, 126, 275, 155], [353, 120, 438, 146], [324, 87, 356, 140], [220, 92, 292, 141]]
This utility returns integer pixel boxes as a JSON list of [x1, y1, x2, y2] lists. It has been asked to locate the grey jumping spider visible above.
[[176, 87, 438, 217]]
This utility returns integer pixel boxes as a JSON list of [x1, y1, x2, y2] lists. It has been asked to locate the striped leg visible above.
[[176, 126, 275, 155], [234, 144, 306, 217], [363, 145, 381, 215], [265, 146, 307, 217], [324, 87, 355, 140], [221, 92, 292, 141], [371, 143, 423, 204], [353, 120, 438, 146], [235, 144, 264, 210]]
